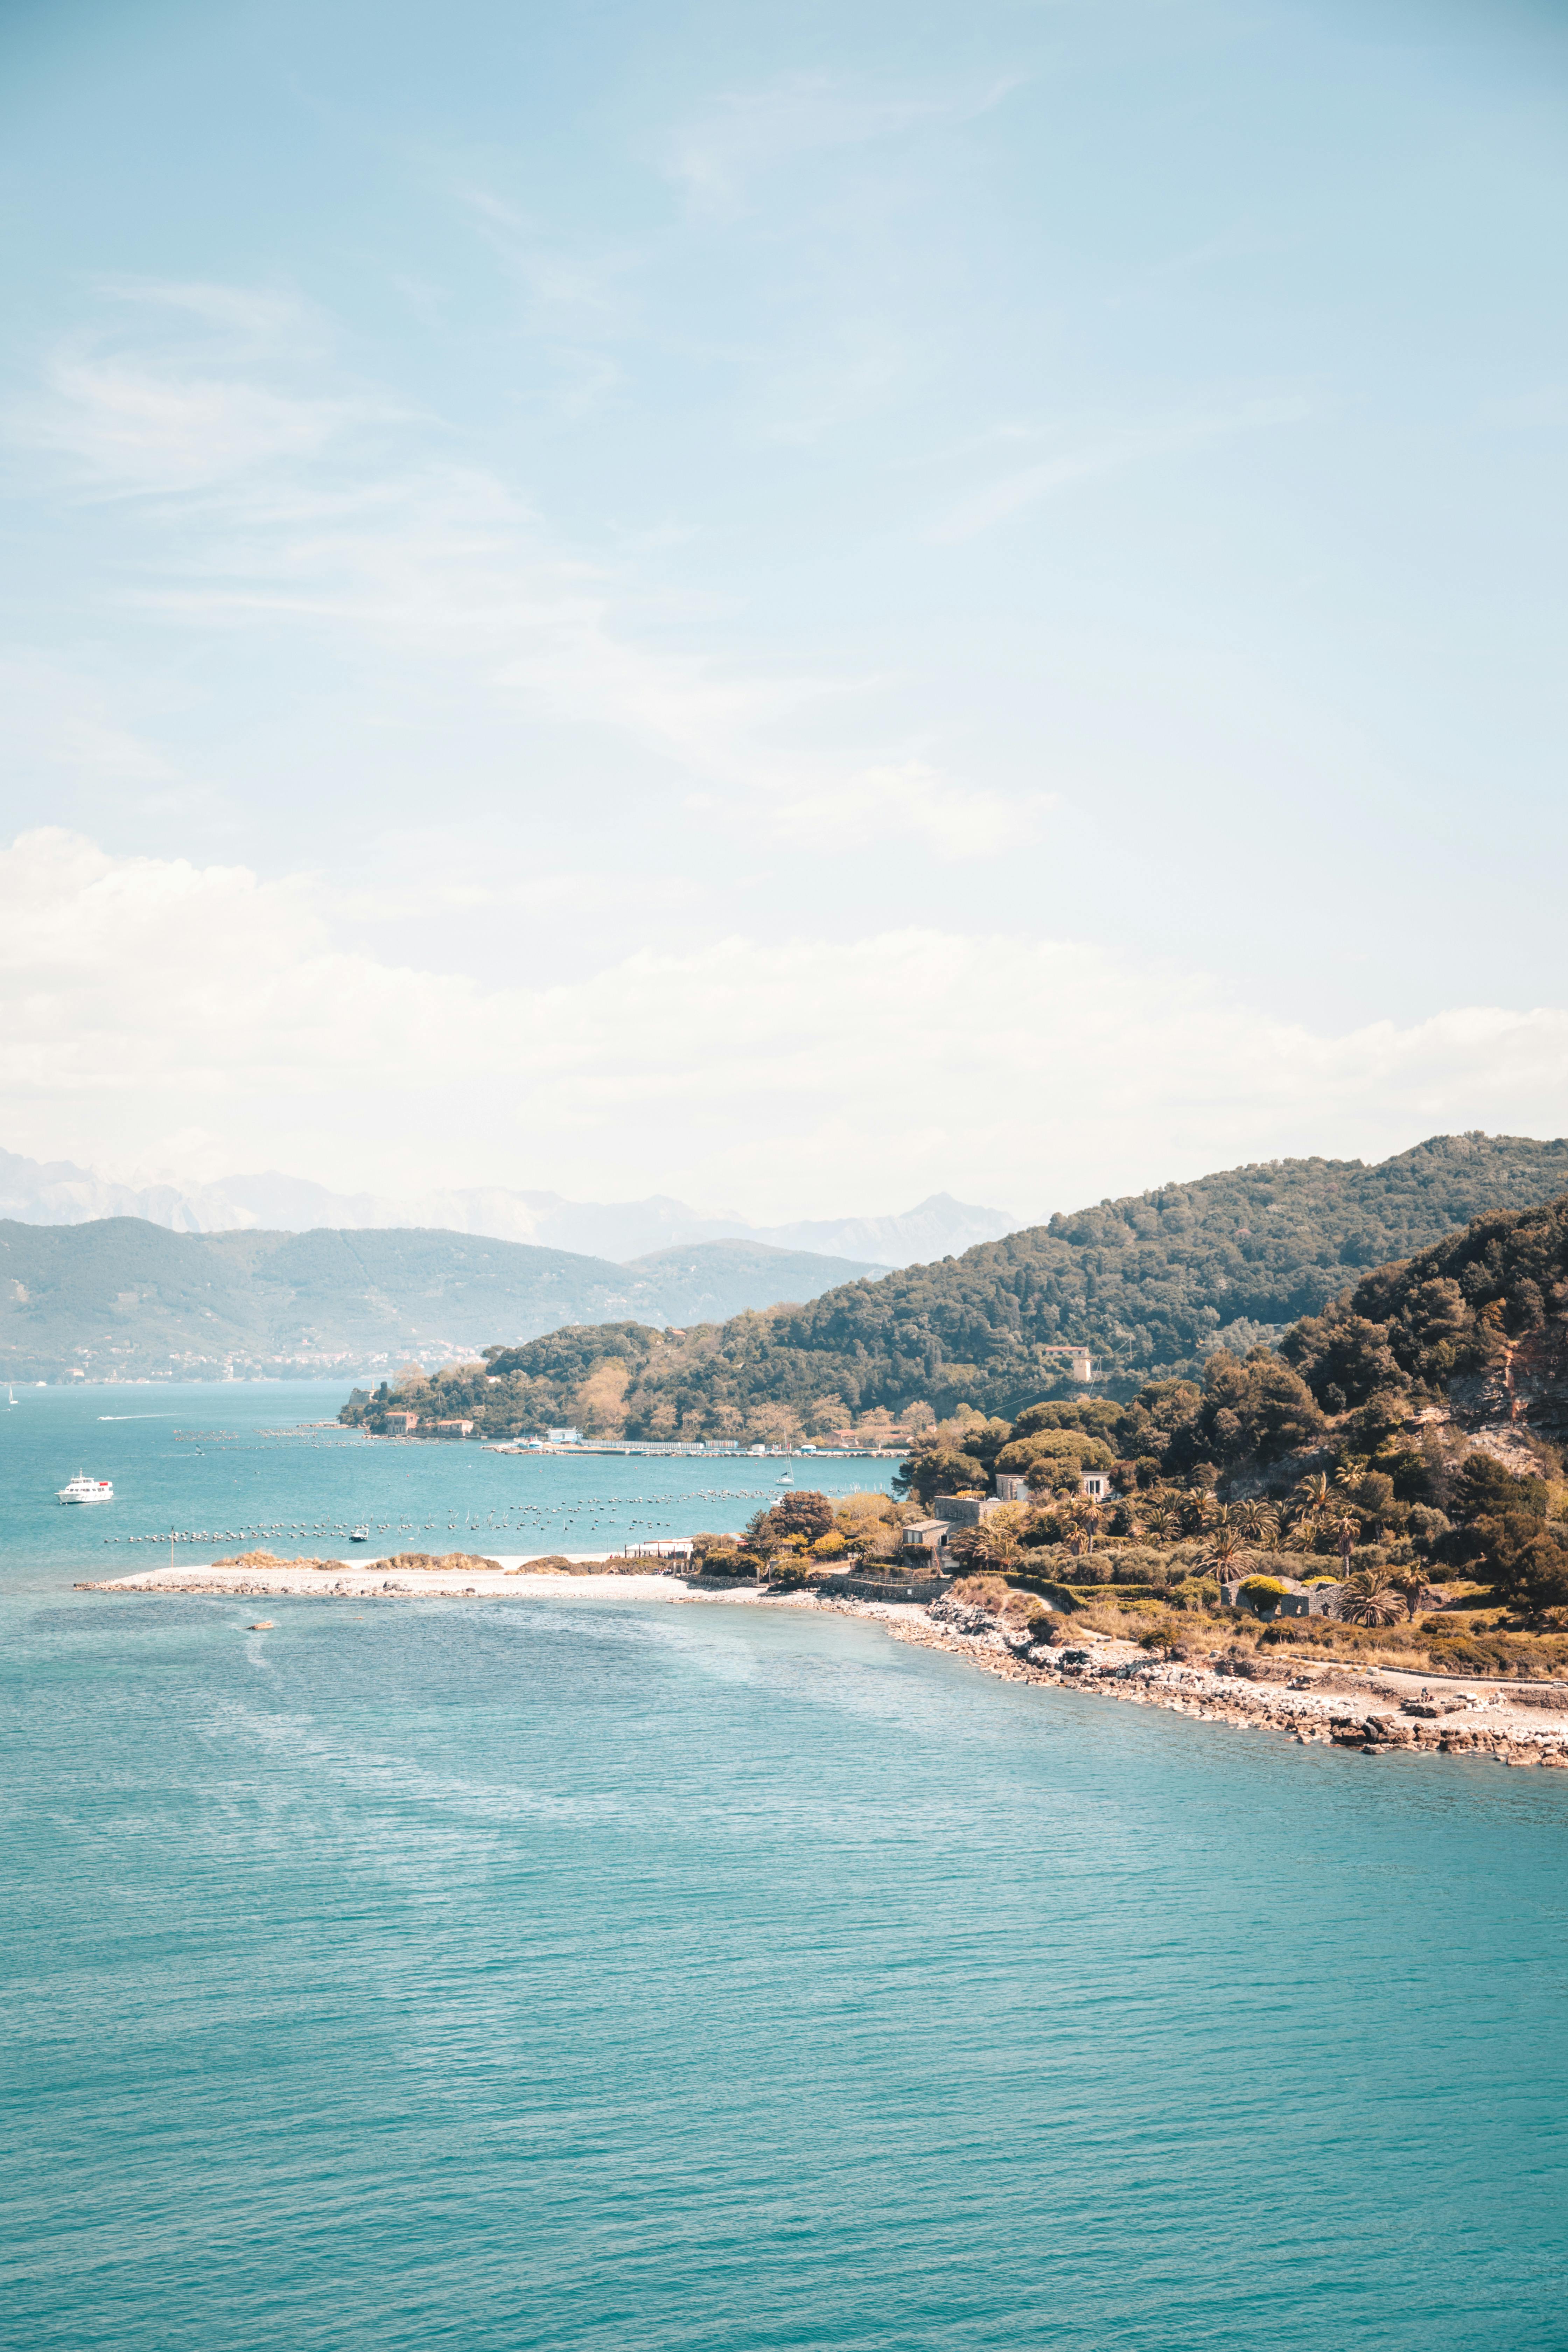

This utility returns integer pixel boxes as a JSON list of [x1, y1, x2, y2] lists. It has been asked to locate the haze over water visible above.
[[6, 1386, 1568, 2348]]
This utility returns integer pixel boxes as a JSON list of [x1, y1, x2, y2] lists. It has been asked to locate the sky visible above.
[[1, 0, 1566, 1223]]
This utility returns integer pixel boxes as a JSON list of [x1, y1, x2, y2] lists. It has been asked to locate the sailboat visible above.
[[7, 1386, 14, 1406], [776, 1468, 795, 1486]]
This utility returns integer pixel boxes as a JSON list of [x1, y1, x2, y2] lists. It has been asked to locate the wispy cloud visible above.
[[665, 69, 1024, 212], [93, 277, 324, 349], [13, 281, 1014, 850], [458, 188, 632, 326], [32, 356, 371, 494], [931, 396, 1311, 540], [0, 654, 180, 790]]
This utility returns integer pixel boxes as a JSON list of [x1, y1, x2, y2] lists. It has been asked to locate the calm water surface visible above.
[[4, 1386, 1567, 2348]]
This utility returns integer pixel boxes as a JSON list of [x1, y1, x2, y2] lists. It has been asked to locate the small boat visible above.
[[776, 1469, 794, 1486], [58, 1473, 114, 1505], [350, 1526, 370, 1542]]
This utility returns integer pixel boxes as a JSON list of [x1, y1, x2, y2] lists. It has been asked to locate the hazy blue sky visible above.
[[2, 0, 1566, 1218]]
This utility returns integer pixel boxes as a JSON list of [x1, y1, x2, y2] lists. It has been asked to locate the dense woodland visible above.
[[700, 1335, 1568, 1672], [663, 1337, 1568, 1672], [341, 1134, 1568, 1444], [342, 1160, 1568, 1672]]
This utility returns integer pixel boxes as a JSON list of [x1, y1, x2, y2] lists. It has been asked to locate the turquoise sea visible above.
[[6, 1383, 1568, 2349]]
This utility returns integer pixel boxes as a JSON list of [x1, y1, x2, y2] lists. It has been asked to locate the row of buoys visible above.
[[99, 1473, 835, 1548]]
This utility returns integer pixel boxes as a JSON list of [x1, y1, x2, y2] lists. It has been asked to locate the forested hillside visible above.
[[881, 1185, 1568, 1664], [340, 1133, 1568, 1443], [0, 1220, 881, 1380]]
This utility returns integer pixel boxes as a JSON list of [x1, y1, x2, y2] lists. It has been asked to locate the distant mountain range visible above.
[[0, 1147, 1014, 1269], [0, 1220, 891, 1382]]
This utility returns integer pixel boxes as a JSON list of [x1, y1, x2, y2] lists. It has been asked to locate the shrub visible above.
[[1109, 1546, 1173, 1586], [1135, 1610, 1191, 1654], [766, 1555, 830, 1592], [1238, 1574, 1290, 1601], [695, 1547, 750, 1577], [1511, 1542, 1568, 1614], [994, 1429, 1115, 1483], [948, 1573, 1014, 1614], [747, 1490, 836, 1547], [833, 1492, 898, 1554], [1407, 1503, 1452, 1552]]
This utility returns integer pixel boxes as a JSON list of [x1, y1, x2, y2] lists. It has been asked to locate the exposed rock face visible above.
[[928, 1599, 996, 1635], [1500, 1322, 1568, 1449], [1436, 1326, 1568, 1480]]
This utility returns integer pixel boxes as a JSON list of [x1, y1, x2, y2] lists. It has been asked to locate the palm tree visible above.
[[970, 1518, 1021, 1572], [1331, 1511, 1360, 1572], [1205, 1524, 1247, 1574], [1140, 1496, 1177, 1542], [1180, 1489, 1218, 1537], [1234, 1500, 1280, 1544], [1295, 1471, 1332, 1520], [1339, 1570, 1405, 1627], [1066, 1497, 1105, 1555]]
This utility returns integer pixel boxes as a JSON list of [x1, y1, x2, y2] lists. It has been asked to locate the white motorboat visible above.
[[58, 1473, 114, 1505], [350, 1525, 370, 1542]]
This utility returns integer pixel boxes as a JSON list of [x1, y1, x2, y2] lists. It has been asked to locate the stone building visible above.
[[1219, 1573, 1342, 1619], [932, 1493, 1002, 1528]]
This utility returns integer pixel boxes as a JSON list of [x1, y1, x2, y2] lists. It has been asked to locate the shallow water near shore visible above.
[[6, 1387, 1568, 2348]]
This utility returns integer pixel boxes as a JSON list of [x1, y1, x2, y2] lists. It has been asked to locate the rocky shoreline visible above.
[[74, 1558, 1568, 1766], [863, 1602, 1568, 1767]]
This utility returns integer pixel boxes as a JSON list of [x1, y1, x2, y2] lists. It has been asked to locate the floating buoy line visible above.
[[98, 1474, 884, 1547]]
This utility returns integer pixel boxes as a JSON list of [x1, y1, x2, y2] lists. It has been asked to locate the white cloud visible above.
[[12, 276, 1071, 864], [16, 292, 830, 775], [96, 278, 323, 347], [931, 397, 1312, 541], [665, 70, 1023, 211], [0, 654, 179, 787], [2, 830, 1566, 1223], [32, 356, 370, 495], [768, 761, 1031, 858], [457, 189, 631, 326]]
